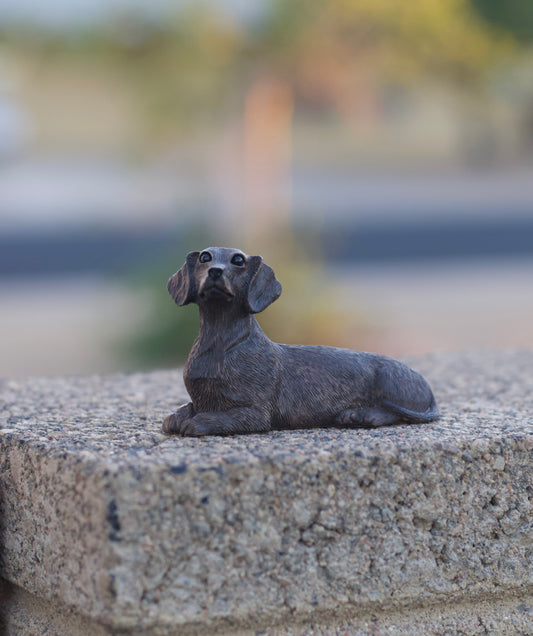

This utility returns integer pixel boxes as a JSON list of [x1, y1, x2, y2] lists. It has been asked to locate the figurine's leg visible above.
[[162, 402, 195, 434], [335, 407, 400, 428], [178, 407, 270, 437]]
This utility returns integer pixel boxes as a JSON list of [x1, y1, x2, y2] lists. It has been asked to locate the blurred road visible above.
[[1, 158, 532, 377], [1, 258, 532, 378], [0, 277, 150, 378], [333, 258, 533, 356], [1, 159, 533, 276]]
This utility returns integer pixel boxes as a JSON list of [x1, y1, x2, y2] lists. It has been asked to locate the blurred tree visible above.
[[261, 0, 515, 125], [2, 0, 517, 149], [471, 0, 533, 42]]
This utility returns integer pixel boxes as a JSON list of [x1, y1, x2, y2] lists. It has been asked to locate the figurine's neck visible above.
[[197, 309, 264, 353]]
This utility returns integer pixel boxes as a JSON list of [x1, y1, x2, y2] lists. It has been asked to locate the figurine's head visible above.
[[168, 247, 282, 314]]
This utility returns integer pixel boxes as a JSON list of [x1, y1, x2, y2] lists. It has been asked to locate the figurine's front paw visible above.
[[179, 413, 218, 437], [162, 403, 194, 434], [162, 412, 181, 434]]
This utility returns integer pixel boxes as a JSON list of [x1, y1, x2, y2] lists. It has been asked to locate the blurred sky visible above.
[[1, 0, 532, 377], [0, 0, 266, 29]]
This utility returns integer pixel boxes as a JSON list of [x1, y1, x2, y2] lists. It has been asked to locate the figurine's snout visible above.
[[208, 267, 224, 280]]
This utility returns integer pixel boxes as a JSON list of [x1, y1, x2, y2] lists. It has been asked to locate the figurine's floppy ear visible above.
[[167, 251, 199, 306], [245, 255, 282, 314]]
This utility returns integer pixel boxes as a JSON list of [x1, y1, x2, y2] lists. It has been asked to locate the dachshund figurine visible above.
[[162, 247, 438, 436]]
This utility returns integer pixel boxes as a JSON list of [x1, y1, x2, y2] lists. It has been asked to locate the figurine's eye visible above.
[[231, 254, 245, 266], [199, 252, 212, 263]]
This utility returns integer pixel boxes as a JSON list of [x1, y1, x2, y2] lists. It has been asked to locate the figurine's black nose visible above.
[[208, 267, 223, 280]]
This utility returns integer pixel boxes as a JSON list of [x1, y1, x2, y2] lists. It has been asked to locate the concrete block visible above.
[[0, 350, 532, 634]]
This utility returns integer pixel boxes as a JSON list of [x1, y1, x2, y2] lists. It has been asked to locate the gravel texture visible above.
[[0, 350, 532, 634]]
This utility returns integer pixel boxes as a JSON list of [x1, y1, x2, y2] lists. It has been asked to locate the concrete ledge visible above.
[[0, 350, 532, 634], [1, 579, 533, 635]]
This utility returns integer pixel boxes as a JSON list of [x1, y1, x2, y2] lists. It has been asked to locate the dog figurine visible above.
[[162, 247, 439, 436]]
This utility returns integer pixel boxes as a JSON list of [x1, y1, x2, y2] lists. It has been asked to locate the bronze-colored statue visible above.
[[163, 247, 438, 436]]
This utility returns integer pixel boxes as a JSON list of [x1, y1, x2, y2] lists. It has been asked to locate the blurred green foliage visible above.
[[118, 229, 208, 369], [126, 283, 200, 368], [472, 0, 533, 42], [115, 255, 189, 368]]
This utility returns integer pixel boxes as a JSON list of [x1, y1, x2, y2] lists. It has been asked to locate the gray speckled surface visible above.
[[0, 350, 533, 634]]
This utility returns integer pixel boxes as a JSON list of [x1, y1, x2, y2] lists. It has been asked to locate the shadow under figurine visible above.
[[163, 247, 439, 436]]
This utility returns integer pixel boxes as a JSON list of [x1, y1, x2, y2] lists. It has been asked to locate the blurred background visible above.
[[1, 0, 533, 378]]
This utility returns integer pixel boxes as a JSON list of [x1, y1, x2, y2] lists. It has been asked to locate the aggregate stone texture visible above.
[[0, 350, 532, 635]]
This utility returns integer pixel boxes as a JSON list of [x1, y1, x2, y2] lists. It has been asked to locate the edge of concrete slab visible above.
[[1, 350, 532, 634], [1, 579, 533, 636]]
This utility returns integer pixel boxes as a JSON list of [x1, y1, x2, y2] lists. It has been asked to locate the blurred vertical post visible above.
[[242, 76, 294, 255]]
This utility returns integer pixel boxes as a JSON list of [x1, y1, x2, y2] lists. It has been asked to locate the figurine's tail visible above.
[[382, 396, 439, 423]]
